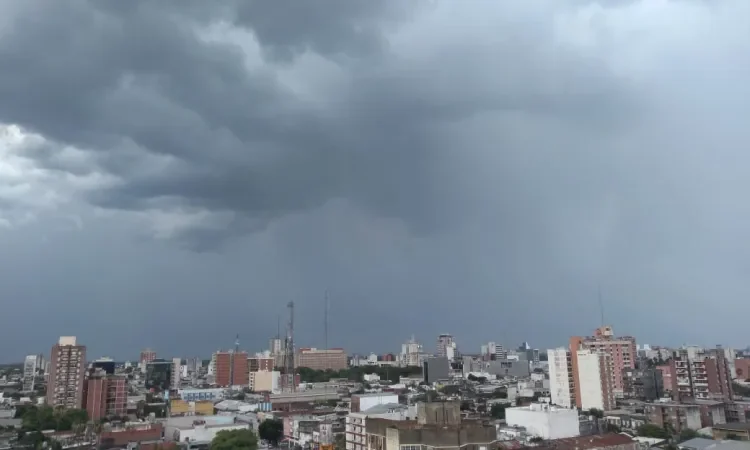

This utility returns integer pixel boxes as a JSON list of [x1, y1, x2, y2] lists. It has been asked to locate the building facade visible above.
[[505, 402, 580, 440], [145, 359, 173, 391], [297, 348, 347, 371], [23, 355, 37, 392], [548, 348, 575, 409], [423, 357, 450, 384], [346, 403, 413, 450], [249, 357, 274, 373], [401, 337, 424, 367], [622, 368, 664, 400], [436, 334, 456, 360], [47, 336, 87, 409], [84, 369, 127, 421], [671, 348, 734, 402], [213, 351, 250, 387], [576, 349, 615, 411], [575, 326, 636, 398]]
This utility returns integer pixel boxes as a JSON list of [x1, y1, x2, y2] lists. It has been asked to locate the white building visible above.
[[22, 355, 37, 392], [401, 336, 423, 367], [548, 348, 573, 409], [437, 334, 456, 360], [164, 416, 248, 446], [171, 358, 181, 389], [505, 402, 580, 440], [351, 393, 399, 413], [577, 349, 614, 411], [346, 403, 415, 450], [249, 371, 280, 392]]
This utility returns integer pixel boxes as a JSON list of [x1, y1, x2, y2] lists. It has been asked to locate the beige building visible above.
[[250, 371, 280, 392], [170, 399, 214, 416], [297, 348, 347, 371], [47, 336, 86, 409], [366, 402, 499, 450]]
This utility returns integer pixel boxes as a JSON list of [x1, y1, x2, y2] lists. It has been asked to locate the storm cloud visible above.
[[1, 0, 750, 361]]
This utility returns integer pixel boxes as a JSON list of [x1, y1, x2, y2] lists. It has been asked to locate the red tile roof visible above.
[[548, 433, 635, 450]]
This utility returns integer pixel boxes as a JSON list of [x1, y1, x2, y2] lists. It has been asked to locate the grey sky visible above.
[[1, 0, 750, 362]]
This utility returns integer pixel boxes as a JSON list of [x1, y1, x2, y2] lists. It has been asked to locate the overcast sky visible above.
[[1, 0, 749, 362]]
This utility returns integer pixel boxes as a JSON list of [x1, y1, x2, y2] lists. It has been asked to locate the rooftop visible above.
[[361, 403, 408, 415], [713, 423, 750, 432], [544, 433, 635, 450], [678, 439, 750, 450]]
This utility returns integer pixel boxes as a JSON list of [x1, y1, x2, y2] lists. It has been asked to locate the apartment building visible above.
[[47, 336, 87, 409], [23, 355, 37, 392], [214, 351, 250, 387], [548, 348, 575, 409], [366, 402, 499, 450], [622, 368, 664, 400], [577, 349, 615, 411], [401, 336, 424, 367], [346, 403, 414, 450], [84, 369, 127, 421], [171, 358, 181, 390], [297, 348, 347, 371], [670, 348, 733, 402], [548, 346, 615, 411], [574, 326, 636, 398], [437, 334, 456, 360], [248, 356, 274, 372], [249, 371, 280, 392]]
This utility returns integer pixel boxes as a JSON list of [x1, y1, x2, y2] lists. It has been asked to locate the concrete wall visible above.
[[417, 402, 461, 426], [423, 357, 450, 384], [486, 360, 530, 379], [505, 404, 580, 440]]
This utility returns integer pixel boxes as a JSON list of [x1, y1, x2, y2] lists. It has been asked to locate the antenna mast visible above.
[[284, 301, 296, 392], [598, 286, 605, 326]]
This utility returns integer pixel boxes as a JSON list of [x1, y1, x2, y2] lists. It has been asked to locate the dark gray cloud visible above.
[[1, 0, 750, 361]]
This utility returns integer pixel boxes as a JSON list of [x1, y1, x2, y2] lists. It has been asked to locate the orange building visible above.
[[214, 351, 249, 387]]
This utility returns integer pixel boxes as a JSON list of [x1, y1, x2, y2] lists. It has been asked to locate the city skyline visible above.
[[3, 0, 750, 361]]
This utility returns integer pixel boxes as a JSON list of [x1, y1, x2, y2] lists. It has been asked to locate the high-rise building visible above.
[[140, 348, 157, 373], [23, 355, 37, 392], [140, 349, 156, 364], [574, 326, 636, 398], [248, 356, 274, 372], [214, 351, 249, 387], [548, 348, 575, 409], [670, 347, 733, 402], [548, 345, 615, 411], [84, 368, 127, 421], [576, 349, 615, 411], [296, 348, 347, 371], [269, 338, 283, 355], [401, 336, 424, 367], [47, 336, 87, 409], [91, 357, 116, 375], [436, 334, 456, 360], [145, 359, 173, 391], [171, 358, 182, 389], [423, 357, 451, 384]]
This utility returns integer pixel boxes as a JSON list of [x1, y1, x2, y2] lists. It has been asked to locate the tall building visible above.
[[91, 357, 116, 375], [145, 359, 173, 391], [248, 356, 274, 372], [670, 347, 733, 402], [23, 355, 37, 392], [214, 351, 249, 387], [436, 334, 456, 360], [574, 326, 636, 397], [401, 336, 424, 367], [269, 338, 284, 355], [576, 349, 615, 411], [84, 368, 127, 421], [47, 336, 87, 409], [548, 348, 575, 409], [171, 358, 182, 389], [297, 348, 347, 371], [423, 357, 450, 384], [140, 348, 156, 373]]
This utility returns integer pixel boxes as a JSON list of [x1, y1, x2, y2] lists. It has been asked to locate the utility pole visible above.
[[284, 301, 296, 392]]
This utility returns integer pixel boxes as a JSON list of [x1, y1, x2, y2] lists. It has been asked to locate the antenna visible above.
[[324, 289, 330, 355], [598, 286, 605, 326], [277, 315, 281, 340], [284, 301, 296, 392]]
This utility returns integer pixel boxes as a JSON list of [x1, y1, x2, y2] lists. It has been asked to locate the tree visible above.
[[726, 434, 742, 441], [605, 423, 622, 433], [211, 429, 258, 450], [490, 404, 507, 420], [529, 437, 544, 443], [678, 428, 699, 442], [258, 419, 284, 447], [491, 389, 507, 399], [587, 408, 604, 419], [637, 424, 669, 439]]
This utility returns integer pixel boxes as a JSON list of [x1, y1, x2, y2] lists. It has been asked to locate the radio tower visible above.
[[229, 334, 240, 387], [283, 301, 296, 392]]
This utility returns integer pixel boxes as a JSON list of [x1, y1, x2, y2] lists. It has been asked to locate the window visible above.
[[401, 446, 420, 450]]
